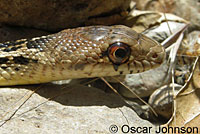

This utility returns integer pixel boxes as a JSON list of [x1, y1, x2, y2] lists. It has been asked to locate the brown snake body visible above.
[[0, 25, 165, 86]]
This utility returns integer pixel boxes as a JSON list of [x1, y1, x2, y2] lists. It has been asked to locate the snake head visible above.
[[56, 25, 166, 78]]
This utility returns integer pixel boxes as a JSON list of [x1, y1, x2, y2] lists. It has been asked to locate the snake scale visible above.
[[0, 25, 166, 86]]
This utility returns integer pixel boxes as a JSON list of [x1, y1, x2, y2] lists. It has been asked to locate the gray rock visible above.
[[0, 84, 157, 133], [0, 0, 132, 31]]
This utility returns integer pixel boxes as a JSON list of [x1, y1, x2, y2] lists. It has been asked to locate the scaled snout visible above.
[[147, 45, 166, 64]]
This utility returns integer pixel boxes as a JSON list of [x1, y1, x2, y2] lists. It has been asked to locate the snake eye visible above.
[[107, 42, 131, 65]]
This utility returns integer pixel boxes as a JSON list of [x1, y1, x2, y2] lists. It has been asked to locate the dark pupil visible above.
[[115, 48, 126, 59]]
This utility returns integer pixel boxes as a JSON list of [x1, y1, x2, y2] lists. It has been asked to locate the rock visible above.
[[0, 84, 157, 133], [0, 0, 132, 31], [118, 61, 170, 98], [91, 61, 170, 99]]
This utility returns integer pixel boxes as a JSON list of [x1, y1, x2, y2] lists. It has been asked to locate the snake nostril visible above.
[[152, 53, 158, 59]]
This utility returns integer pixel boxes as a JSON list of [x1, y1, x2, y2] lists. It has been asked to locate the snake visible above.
[[0, 25, 166, 86]]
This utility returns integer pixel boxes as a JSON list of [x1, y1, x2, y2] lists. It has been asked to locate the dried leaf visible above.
[[122, 10, 187, 33], [162, 59, 200, 134]]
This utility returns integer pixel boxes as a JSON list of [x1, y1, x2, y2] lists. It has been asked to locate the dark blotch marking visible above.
[[15, 68, 20, 71], [0, 43, 8, 48], [26, 37, 49, 52], [113, 64, 118, 71], [110, 35, 116, 39], [32, 59, 38, 63], [27, 40, 43, 51], [13, 56, 38, 65], [0, 57, 9, 64], [130, 70, 133, 74], [13, 56, 30, 65], [3, 46, 22, 52], [1, 66, 7, 70], [120, 71, 123, 75], [152, 53, 158, 58], [1, 40, 25, 52], [127, 63, 130, 70]]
